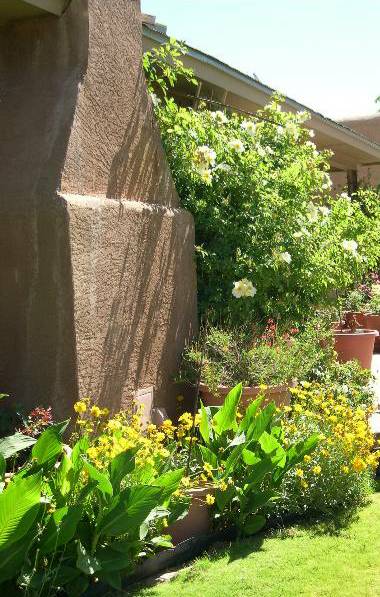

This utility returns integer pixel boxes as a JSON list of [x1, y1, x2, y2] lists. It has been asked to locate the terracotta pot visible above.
[[333, 328, 378, 370], [166, 486, 213, 545], [199, 382, 292, 409], [344, 311, 366, 327], [363, 314, 380, 349]]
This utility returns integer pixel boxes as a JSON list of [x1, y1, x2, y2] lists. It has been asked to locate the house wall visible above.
[[332, 115, 380, 192], [0, 0, 197, 418]]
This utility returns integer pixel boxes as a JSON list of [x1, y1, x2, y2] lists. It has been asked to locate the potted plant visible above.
[[363, 284, 380, 349], [178, 322, 333, 409], [333, 312, 378, 370]]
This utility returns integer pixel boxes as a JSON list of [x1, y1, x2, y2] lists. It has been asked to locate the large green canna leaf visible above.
[[286, 433, 319, 469], [213, 383, 242, 435], [0, 525, 36, 583], [82, 459, 113, 497], [238, 396, 264, 433], [110, 449, 136, 491], [98, 485, 162, 537], [247, 402, 276, 442], [199, 401, 212, 444], [198, 444, 218, 469], [242, 513, 266, 536], [76, 541, 101, 576], [32, 427, 62, 465], [0, 472, 41, 549], [0, 432, 36, 459], [153, 468, 184, 503], [39, 505, 83, 554], [259, 431, 285, 457]]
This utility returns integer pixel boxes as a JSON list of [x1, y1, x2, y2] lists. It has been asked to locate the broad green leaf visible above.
[[245, 458, 275, 487], [286, 433, 319, 469], [0, 472, 41, 548], [151, 535, 173, 548], [247, 402, 276, 442], [110, 449, 136, 490], [71, 436, 89, 469], [32, 427, 62, 465], [259, 431, 283, 455], [82, 459, 113, 497], [0, 526, 35, 583], [0, 433, 36, 459], [76, 541, 101, 575], [56, 454, 73, 497], [213, 383, 242, 435], [224, 443, 245, 474], [96, 545, 133, 573], [229, 432, 246, 447], [99, 485, 162, 537], [98, 570, 122, 590], [243, 513, 266, 536], [246, 489, 276, 512], [198, 444, 218, 469], [39, 505, 83, 554], [0, 454, 5, 481], [242, 449, 261, 466], [199, 401, 212, 444], [167, 497, 190, 524], [238, 396, 264, 433], [215, 485, 235, 511], [153, 468, 184, 502]]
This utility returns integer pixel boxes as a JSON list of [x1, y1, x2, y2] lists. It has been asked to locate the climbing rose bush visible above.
[[155, 95, 380, 323]]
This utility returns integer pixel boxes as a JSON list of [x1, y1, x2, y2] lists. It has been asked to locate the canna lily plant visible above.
[[196, 383, 319, 536]]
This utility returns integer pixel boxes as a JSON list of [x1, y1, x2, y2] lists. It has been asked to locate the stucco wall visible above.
[[0, 0, 197, 417]]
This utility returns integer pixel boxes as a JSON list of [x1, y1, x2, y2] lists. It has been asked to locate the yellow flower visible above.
[[312, 465, 321, 475], [203, 462, 213, 477], [91, 406, 102, 418], [206, 494, 215, 506], [219, 480, 228, 491], [74, 401, 87, 414], [259, 384, 268, 391], [352, 456, 366, 473], [101, 408, 110, 417], [161, 419, 176, 437], [86, 447, 99, 460], [181, 476, 191, 488], [301, 480, 309, 489], [303, 455, 311, 463], [341, 465, 349, 474], [295, 468, 304, 478]]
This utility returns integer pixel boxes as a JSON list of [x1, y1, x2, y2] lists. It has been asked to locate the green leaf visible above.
[[76, 541, 101, 575], [242, 449, 261, 466], [224, 443, 245, 474], [0, 454, 5, 482], [213, 383, 242, 435], [151, 535, 173, 548], [99, 485, 162, 537], [0, 433, 36, 459], [39, 505, 83, 554], [246, 489, 276, 512], [96, 545, 133, 573], [247, 402, 276, 441], [215, 486, 235, 511], [56, 454, 73, 497], [198, 445, 218, 469], [71, 436, 89, 469], [98, 570, 122, 590], [245, 458, 275, 487], [153, 468, 184, 502], [243, 513, 266, 536], [259, 431, 284, 455], [0, 472, 41, 549], [199, 401, 212, 444], [110, 449, 136, 491], [238, 396, 263, 433], [0, 526, 35, 583], [82, 458, 113, 497], [32, 427, 62, 465], [0, 394, 9, 401], [286, 433, 319, 469]]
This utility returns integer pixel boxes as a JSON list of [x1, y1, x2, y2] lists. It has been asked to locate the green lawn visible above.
[[133, 488, 380, 597]]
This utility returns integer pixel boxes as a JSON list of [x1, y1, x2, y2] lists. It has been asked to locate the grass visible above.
[[131, 487, 380, 597]]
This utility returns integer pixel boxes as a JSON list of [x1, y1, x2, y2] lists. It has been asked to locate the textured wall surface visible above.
[[0, 0, 197, 417]]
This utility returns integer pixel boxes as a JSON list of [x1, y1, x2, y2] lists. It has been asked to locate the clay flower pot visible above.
[[363, 314, 380, 349], [345, 311, 366, 327], [166, 486, 213, 545], [199, 382, 292, 409], [333, 328, 378, 370]]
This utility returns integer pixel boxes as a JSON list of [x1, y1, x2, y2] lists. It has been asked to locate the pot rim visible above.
[[199, 381, 295, 396], [333, 328, 379, 337]]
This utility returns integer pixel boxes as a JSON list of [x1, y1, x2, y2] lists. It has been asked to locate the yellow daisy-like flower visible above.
[[181, 476, 191, 488], [203, 462, 213, 476], [205, 494, 215, 506], [352, 456, 366, 473], [341, 465, 349, 474], [86, 447, 99, 460], [295, 468, 304, 478], [219, 480, 228, 492], [301, 480, 309, 489], [74, 401, 87, 414], [312, 465, 322, 475], [303, 455, 311, 463], [91, 406, 102, 418]]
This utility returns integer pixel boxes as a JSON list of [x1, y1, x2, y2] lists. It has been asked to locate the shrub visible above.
[[155, 96, 380, 324], [178, 320, 334, 394], [272, 383, 379, 519]]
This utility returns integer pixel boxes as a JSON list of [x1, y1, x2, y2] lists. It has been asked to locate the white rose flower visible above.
[[280, 251, 292, 264], [241, 120, 256, 136], [307, 201, 319, 222], [228, 139, 245, 153], [340, 192, 351, 201], [194, 145, 216, 169], [232, 278, 257, 298], [342, 239, 358, 256], [285, 121, 300, 140], [256, 145, 267, 158], [211, 110, 228, 124], [318, 206, 330, 216]]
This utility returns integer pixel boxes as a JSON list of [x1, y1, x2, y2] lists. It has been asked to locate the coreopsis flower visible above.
[[312, 465, 322, 475], [342, 239, 358, 256], [74, 401, 87, 414], [205, 494, 215, 505], [227, 139, 245, 153], [91, 406, 102, 418], [232, 278, 257, 298], [295, 468, 304, 478], [280, 251, 292, 264], [241, 119, 256, 136], [211, 110, 228, 124]]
